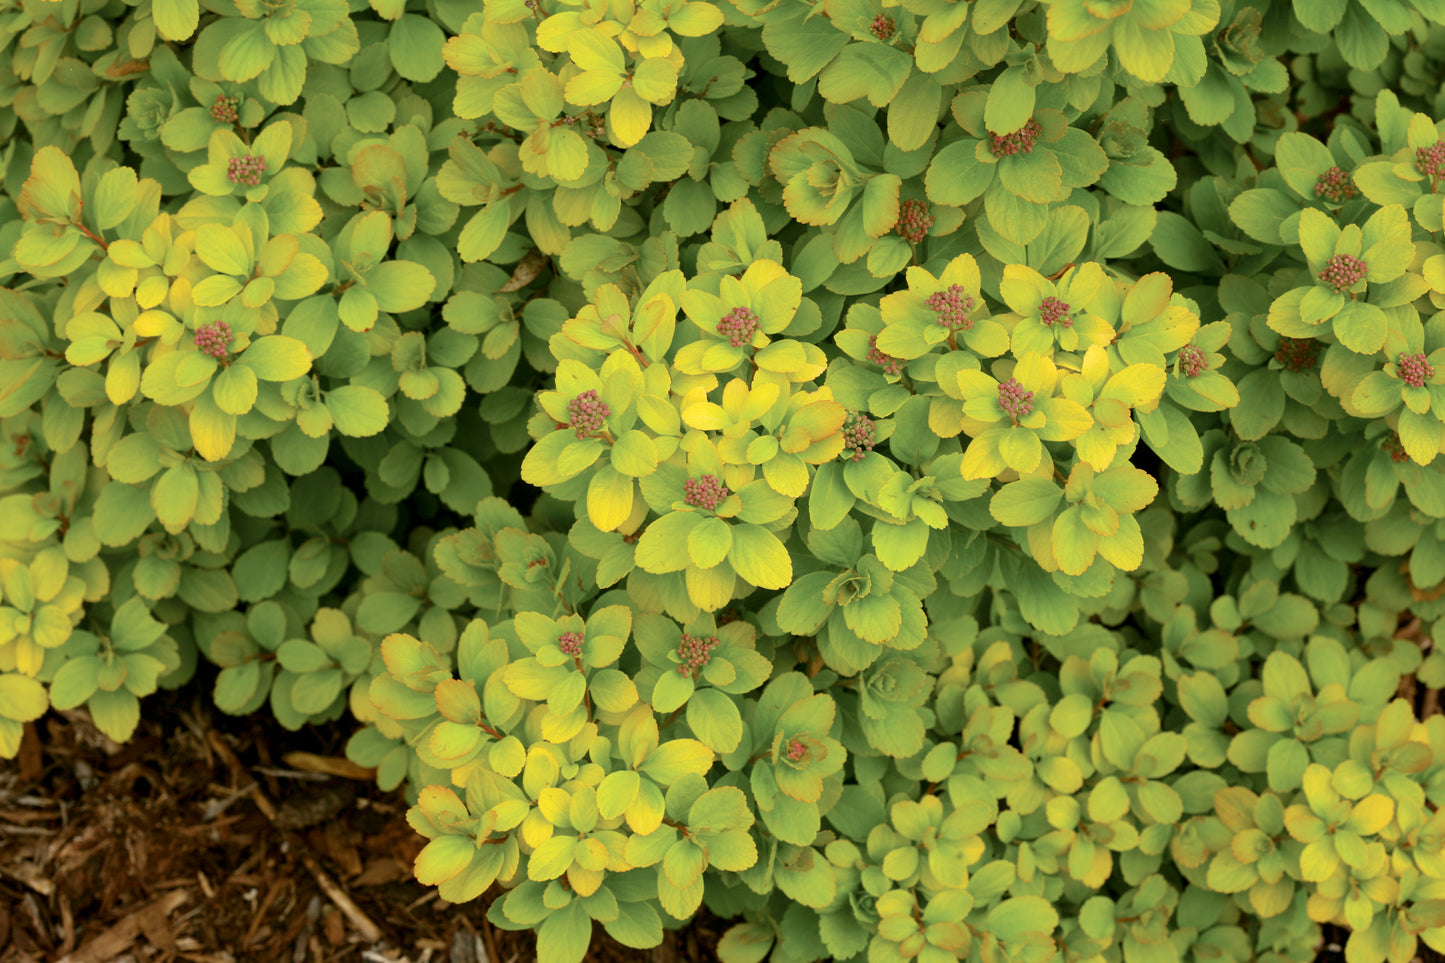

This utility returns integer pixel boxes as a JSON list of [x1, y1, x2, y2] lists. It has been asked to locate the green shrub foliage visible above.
[[16, 0, 1445, 961]]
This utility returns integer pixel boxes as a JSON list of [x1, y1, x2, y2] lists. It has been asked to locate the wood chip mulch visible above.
[[0, 689, 726, 963]]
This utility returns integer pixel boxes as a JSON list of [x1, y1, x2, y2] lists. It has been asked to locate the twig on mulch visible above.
[[54, 889, 188, 963], [207, 731, 385, 943]]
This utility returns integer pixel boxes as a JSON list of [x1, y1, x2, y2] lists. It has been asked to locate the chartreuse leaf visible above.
[[9, 3, 1445, 961], [238, 336, 312, 381]]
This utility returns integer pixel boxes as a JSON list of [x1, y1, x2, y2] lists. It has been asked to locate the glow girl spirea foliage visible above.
[[17, 2, 1445, 962]]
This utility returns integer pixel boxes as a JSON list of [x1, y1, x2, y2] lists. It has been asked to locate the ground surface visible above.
[[1, 688, 1437, 963], [0, 689, 724, 963]]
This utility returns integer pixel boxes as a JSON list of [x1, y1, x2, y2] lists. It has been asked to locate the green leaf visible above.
[[888, 70, 944, 154], [640, 739, 714, 784], [663, 179, 717, 238], [611, 430, 659, 477], [986, 67, 1035, 135], [1089, 775, 1131, 823], [92, 168, 139, 231], [1098, 709, 1145, 771], [1229, 370, 1286, 440], [1332, 300, 1387, 355], [1151, 212, 1223, 273], [415, 835, 475, 886], [49, 657, 102, 710], [1177, 65, 1236, 126], [598, 770, 640, 820], [214, 662, 263, 713], [986, 896, 1058, 940], [727, 524, 791, 589], [1294, 0, 1346, 31], [192, 275, 244, 306], [106, 433, 165, 484], [238, 336, 312, 382], [997, 150, 1063, 204], [990, 479, 1062, 527], [94, 480, 157, 547], [1051, 507, 1099, 576], [528, 836, 576, 880], [717, 924, 774, 963], [536, 902, 592, 963], [358, 591, 423, 635], [1179, 672, 1228, 727], [1098, 150, 1176, 206], [327, 386, 390, 436], [212, 364, 259, 416], [1229, 189, 1295, 245], [926, 140, 994, 206], [776, 572, 835, 634], [816, 44, 912, 108], [687, 688, 744, 754], [457, 205, 513, 263], [1334, 3, 1389, 71], [277, 639, 330, 673], [1266, 737, 1310, 792], [88, 689, 141, 742], [232, 539, 290, 602], [587, 466, 635, 533], [1113, 17, 1174, 83], [196, 228, 251, 276], [152, 463, 200, 534], [1274, 133, 1334, 200], [290, 669, 343, 714], [21, 146, 81, 220], [210, 18, 273, 84], [0, 673, 50, 722], [1050, 692, 1095, 738], [688, 516, 733, 570], [367, 261, 436, 313]]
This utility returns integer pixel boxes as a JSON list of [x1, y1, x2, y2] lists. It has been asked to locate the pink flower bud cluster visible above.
[[1178, 344, 1209, 378], [558, 631, 583, 656], [990, 119, 1042, 158], [210, 95, 240, 125], [716, 608, 740, 626], [868, 334, 904, 376], [1418, 142, 1445, 180], [841, 411, 876, 462], [926, 283, 975, 330], [1383, 433, 1411, 463], [193, 321, 234, 360], [870, 15, 895, 40], [1319, 253, 1367, 293], [1039, 296, 1073, 328], [1274, 337, 1318, 372], [997, 377, 1034, 421], [893, 199, 933, 243], [717, 306, 761, 347], [566, 389, 610, 438], [1399, 352, 1434, 388], [1313, 166, 1357, 204], [226, 154, 267, 186], [684, 474, 729, 510], [676, 633, 719, 677], [785, 738, 807, 762]]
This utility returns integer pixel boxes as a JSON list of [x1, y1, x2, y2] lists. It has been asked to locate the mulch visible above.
[[0, 689, 726, 963]]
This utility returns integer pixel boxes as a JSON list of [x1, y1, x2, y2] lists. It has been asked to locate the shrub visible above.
[[12, 1, 1445, 962]]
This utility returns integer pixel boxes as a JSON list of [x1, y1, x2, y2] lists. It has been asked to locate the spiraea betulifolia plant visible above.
[[17, 1, 1445, 961]]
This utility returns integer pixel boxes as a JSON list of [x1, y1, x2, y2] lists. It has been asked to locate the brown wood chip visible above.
[[56, 890, 187, 963]]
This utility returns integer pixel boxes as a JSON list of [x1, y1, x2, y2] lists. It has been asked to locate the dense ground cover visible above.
[[15, 1, 1445, 961]]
